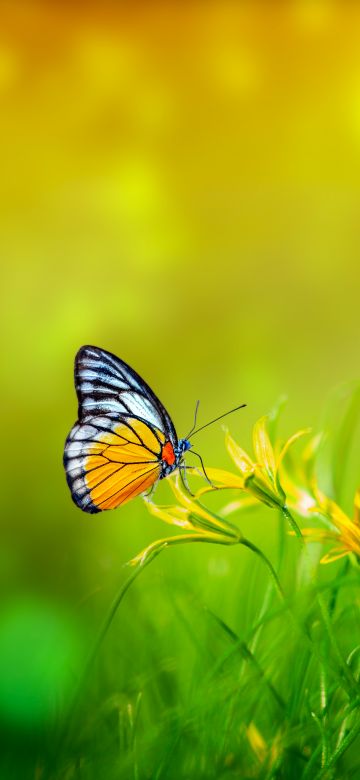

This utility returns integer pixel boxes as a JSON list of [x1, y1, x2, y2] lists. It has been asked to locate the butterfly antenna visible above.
[[190, 403, 247, 438], [186, 399, 200, 439]]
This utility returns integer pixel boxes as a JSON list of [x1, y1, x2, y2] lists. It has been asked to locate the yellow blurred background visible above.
[[1, 0, 360, 737]]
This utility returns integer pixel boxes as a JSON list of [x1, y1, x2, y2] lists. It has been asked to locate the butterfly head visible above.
[[160, 438, 191, 478], [177, 438, 192, 454]]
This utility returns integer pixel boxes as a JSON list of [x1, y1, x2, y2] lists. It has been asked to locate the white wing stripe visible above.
[[72, 424, 98, 440], [82, 399, 128, 413], [72, 478, 87, 495], [65, 459, 83, 476], [72, 347, 176, 446], [79, 382, 118, 395], [84, 348, 100, 358], [80, 358, 123, 380], [65, 441, 85, 457], [78, 370, 129, 390], [120, 392, 162, 428], [87, 415, 113, 429], [102, 353, 141, 388]]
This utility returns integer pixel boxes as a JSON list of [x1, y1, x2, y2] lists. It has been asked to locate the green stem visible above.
[[60, 526, 283, 751], [329, 557, 350, 617], [302, 698, 360, 780], [59, 531, 241, 748], [57, 544, 163, 754], [313, 717, 360, 780], [189, 502, 240, 540], [283, 505, 304, 543], [83, 551, 159, 672], [238, 509, 350, 693], [206, 608, 285, 710], [241, 538, 285, 601], [277, 507, 286, 572]]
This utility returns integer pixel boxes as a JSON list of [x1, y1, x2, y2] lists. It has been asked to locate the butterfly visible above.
[[64, 345, 246, 514], [63, 346, 195, 513]]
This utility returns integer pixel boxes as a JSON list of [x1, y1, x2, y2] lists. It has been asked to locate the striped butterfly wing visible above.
[[64, 346, 177, 513], [64, 415, 165, 513]]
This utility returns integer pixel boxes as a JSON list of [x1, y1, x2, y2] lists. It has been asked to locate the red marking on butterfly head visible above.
[[161, 441, 176, 466]]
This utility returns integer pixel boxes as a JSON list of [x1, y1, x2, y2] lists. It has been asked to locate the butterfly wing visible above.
[[64, 415, 164, 513], [64, 346, 177, 513], [75, 345, 177, 444]]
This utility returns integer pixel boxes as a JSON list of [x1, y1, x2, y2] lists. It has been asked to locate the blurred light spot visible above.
[[0, 45, 19, 91], [297, 491, 317, 514], [76, 32, 137, 95], [118, 158, 163, 218], [0, 598, 82, 730], [292, 0, 334, 32], [349, 79, 360, 142], [212, 47, 261, 96], [82, 159, 190, 268], [0, 545, 22, 586], [82, 159, 164, 226], [208, 556, 230, 576], [136, 86, 174, 133]]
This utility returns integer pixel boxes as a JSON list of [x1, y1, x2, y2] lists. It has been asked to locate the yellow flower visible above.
[[247, 722, 267, 763], [301, 488, 360, 564], [136, 476, 285, 602], [278, 432, 322, 517], [201, 416, 310, 513], [147, 477, 240, 538], [246, 721, 282, 767], [131, 478, 241, 566]]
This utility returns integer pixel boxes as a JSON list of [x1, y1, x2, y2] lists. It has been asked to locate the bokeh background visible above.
[[1, 1, 360, 776]]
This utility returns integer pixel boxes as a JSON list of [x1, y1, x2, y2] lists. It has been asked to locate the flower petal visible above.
[[144, 499, 194, 530], [225, 431, 253, 475], [253, 416, 276, 480], [195, 467, 245, 490], [296, 527, 334, 542], [301, 432, 323, 482], [276, 428, 312, 474], [169, 477, 214, 522], [354, 489, 360, 527], [221, 496, 258, 516], [247, 722, 267, 762], [244, 472, 280, 508], [320, 549, 351, 564], [315, 488, 358, 534], [169, 477, 240, 538]]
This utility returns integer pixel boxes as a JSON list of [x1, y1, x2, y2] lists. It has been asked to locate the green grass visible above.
[[47, 549, 360, 779], [4, 388, 360, 780]]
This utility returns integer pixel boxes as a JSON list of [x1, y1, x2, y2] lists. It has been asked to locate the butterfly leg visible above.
[[188, 450, 218, 488], [144, 482, 157, 499], [179, 461, 195, 497]]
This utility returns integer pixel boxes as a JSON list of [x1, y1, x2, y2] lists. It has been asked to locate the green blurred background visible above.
[[1, 1, 360, 774]]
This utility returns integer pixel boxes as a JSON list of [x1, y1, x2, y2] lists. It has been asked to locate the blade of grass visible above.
[[332, 386, 360, 503], [205, 607, 286, 711], [207, 570, 360, 697], [313, 717, 360, 780], [56, 530, 243, 755], [283, 507, 359, 697]]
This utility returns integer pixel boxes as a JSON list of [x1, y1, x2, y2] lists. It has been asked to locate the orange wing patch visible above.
[[161, 441, 176, 466], [91, 464, 160, 510], [83, 419, 165, 511]]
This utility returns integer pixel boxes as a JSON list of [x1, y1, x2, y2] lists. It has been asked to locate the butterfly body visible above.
[[160, 438, 191, 478], [64, 346, 191, 514]]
